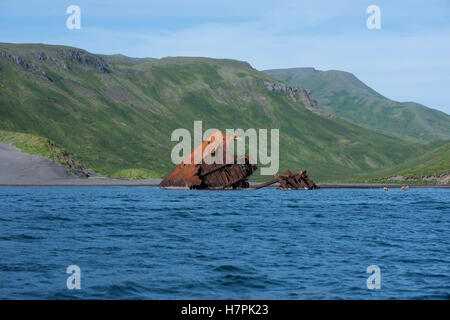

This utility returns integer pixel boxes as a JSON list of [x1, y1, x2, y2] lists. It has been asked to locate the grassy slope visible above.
[[0, 43, 431, 181], [344, 141, 450, 183], [394, 141, 450, 177], [263, 68, 450, 143], [0, 130, 88, 175]]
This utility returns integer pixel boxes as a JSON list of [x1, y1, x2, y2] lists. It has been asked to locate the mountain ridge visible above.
[[263, 67, 450, 143], [0, 43, 438, 181]]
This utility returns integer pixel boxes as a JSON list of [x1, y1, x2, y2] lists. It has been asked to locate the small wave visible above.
[[213, 265, 243, 273], [2, 234, 44, 241]]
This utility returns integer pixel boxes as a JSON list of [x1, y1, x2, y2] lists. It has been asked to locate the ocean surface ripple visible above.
[[0, 187, 449, 299]]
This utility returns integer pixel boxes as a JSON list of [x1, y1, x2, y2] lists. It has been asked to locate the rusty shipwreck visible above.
[[158, 130, 319, 190]]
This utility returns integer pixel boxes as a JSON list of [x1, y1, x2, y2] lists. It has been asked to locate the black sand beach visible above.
[[1, 143, 448, 188]]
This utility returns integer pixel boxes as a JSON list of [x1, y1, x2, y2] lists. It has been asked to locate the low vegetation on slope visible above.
[[0, 130, 91, 177], [394, 141, 450, 177], [263, 68, 450, 143], [342, 141, 450, 184], [0, 43, 435, 181]]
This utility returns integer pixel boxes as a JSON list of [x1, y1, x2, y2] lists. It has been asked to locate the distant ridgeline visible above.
[[0, 43, 448, 182], [263, 67, 450, 143]]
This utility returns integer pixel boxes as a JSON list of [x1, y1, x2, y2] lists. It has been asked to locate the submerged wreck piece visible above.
[[254, 170, 319, 190], [159, 130, 257, 190]]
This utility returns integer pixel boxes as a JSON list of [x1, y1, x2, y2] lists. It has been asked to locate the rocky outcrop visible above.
[[264, 81, 334, 118], [0, 47, 110, 75], [63, 155, 95, 178], [0, 50, 53, 81], [56, 48, 110, 73], [42, 140, 98, 178], [31, 51, 70, 70], [382, 173, 450, 184]]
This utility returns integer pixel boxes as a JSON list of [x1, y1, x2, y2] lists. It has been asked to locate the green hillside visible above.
[[0, 130, 91, 177], [263, 68, 450, 143], [392, 141, 450, 180], [0, 43, 431, 181], [344, 141, 450, 184]]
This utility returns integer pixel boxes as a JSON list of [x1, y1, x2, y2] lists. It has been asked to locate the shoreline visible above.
[[2, 142, 448, 189], [0, 178, 449, 188], [317, 183, 450, 189]]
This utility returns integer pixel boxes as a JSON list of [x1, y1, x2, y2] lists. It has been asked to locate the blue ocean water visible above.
[[0, 187, 448, 299]]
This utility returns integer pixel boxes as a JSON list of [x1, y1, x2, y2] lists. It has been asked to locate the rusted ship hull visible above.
[[159, 130, 258, 189], [158, 130, 318, 190], [159, 156, 257, 190]]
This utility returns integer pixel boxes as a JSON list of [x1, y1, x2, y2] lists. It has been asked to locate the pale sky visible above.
[[1, 0, 449, 113]]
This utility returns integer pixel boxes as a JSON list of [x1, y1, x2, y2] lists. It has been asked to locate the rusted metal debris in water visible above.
[[158, 130, 318, 190], [253, 169, 319, 190]]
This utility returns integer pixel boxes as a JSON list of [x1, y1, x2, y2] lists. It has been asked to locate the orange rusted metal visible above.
[[253, 169, 319, 190], [159, 130, 318, 190], [159, 130, 257, 189]]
